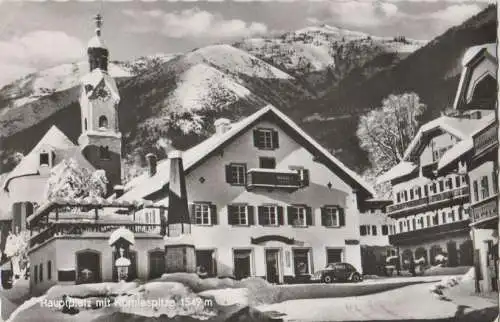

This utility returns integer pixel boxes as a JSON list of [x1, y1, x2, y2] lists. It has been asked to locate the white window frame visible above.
[[194, 203, 211, 225], [262, 205, 278, 226], [230, 164, 246, 185], [292, 206, 307, 227], [323, 207, 339, 228], [258, 129, 274, 149], [234, 205, 249, 226]]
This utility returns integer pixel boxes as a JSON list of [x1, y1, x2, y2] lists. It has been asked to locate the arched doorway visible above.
[[430, 245, 443, 266], [447, 241, 458, 267], [401, 249, 413, 270], [76, 250, 101, 284], [415, 247, 428, 265]]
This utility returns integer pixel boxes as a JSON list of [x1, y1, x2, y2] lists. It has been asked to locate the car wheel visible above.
[[323, 275, 333, 284], [351, 273, 361, 283]]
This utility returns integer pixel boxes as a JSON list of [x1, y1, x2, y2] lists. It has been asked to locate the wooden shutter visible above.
[[339, 208, 345, 227], [253, 130, 260, 148], [257, 206, 264, 225], [287, 206, 296, 225], [190, 204, 196, 224], [277, 206, 284, 225], [210, 204, 217, 225], [306, 206, 313, 226], [301, 169, 310, 187], [247, 206, 255, 225], [272, 130, 279, 149], [225, 165, 233, 183], [227, 205, 236, 225], [320, 207, 326, 226]]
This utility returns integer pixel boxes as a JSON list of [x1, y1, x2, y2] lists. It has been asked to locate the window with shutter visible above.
[[248, 206, 255, 225], [228, 205, 249, 225], [382, 225, 388, 236], [360, 225, 367, 236], [193, 203, 212, 225], [254, 128, 277, 150], [210, 204, 218, 225], [289, 205, 307, 227], [226, 163, 246, 185], [372, 225, 377, 236], [321, 206, 341, 227], [260, 205, 279, 226]]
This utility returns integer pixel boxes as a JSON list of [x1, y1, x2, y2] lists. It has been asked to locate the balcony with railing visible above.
[[470, 195, 498, 226], [28, 200, 166, 249], [389, 220, 470, 246], [474, 121, 498, 158], [246, 168, 303, 192], [388, 186, 469, 218]]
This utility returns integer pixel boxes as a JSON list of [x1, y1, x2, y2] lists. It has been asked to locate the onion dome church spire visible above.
[[87, 13, 109, 72]]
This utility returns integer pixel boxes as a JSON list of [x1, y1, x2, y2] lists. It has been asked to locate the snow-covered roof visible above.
[[120, 105, 375, 201], [377, 162, 417, 184], [402, 116, 489, 160], [109, 227, 135, 246], [81, 68, 120, 102], [437, 138, 473, 172], [3, 126, 95, 191]]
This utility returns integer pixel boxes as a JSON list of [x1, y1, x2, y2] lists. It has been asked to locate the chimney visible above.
[[214, 118, 231, 135], [166, 150, 190, 237], [114, 185, 124, 198], [146, 153, 157, 177]]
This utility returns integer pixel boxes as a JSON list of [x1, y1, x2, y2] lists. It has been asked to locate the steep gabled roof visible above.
[[453, 43, 497, 111], [3, 126, 95, 191], [120, 105, 374, 201]]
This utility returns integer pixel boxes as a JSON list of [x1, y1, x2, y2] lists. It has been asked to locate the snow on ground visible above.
[[186, 44, 294, 80], [198, 288, 248, 306]]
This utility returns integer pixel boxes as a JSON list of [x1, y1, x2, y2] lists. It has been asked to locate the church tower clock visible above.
[[78, 14, 122, 194]]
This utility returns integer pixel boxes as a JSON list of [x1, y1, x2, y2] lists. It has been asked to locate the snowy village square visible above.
[[0, 0, 498, 321]]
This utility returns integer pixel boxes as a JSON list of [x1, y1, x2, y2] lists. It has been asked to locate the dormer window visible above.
[[99, 115, 108, 129]]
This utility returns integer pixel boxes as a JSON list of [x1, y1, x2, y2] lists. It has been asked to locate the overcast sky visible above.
[[0, 0, 493, 87]]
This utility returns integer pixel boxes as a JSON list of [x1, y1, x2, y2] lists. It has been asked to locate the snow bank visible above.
[[6, 294, 46, 322], [198, 288, 248, 306], [45, 281, 138, 300]]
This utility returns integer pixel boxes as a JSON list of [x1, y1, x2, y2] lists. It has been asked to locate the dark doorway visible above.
[[196, 250, 217, 277], [76, 251, 101, 284], [149, 250, 165, 279], [326, 248, 342, 264], [293, 249, 310, 276], [447, 242, 458, 267], [233, 250, 252, 280], [459, 240, 474, 266], [265, 249, 280, 284]]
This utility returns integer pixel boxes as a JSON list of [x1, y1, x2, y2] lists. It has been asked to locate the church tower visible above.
[[78, 14, 122, 194]]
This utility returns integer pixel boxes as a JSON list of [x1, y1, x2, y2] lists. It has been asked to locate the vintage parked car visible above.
[[310, 262, 363, 283]]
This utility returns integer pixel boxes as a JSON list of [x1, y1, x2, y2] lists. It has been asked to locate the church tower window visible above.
[[99, 116, 108, 129], [84, 118, 88, 131], [100, 146, 110, 160]]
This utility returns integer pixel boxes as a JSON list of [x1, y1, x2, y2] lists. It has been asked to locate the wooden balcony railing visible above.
[[474, 121, 498, 157], [246, 169, 302, 192], [30, 222, 161, 248], [471, 196, 498, 224], [388, 186, 469, 217]]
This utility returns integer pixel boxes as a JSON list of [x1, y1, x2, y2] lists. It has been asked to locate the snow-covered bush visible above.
[[4, 230, 30, 279], [44, 158, 108, 200]]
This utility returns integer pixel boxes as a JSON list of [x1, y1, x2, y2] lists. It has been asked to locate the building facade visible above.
[[437, 44, 498, 293], [376, 114, 493, 269], [359, 199, 396, 275], [120, 106, 375, 284]]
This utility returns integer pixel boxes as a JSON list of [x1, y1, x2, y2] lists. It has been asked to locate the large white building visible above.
[[119, 105, 375, 284], [437, 43, 498, 293]]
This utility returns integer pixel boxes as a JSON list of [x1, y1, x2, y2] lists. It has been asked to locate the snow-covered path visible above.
[[256, 281, 497, 322]]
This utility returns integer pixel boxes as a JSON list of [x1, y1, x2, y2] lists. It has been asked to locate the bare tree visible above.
[[357, 92, 426, 197]]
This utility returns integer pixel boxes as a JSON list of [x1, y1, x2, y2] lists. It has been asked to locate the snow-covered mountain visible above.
[[3, 10, 492, 179]]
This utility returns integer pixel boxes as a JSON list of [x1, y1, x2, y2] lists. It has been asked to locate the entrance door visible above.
[[447, 242, 458, 267], [233, 250, 252, 280], [196, 250, 217, 277], [149, 250, 165, 279], [76, 251, 101, 284], [265, 249, 280, 284]]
